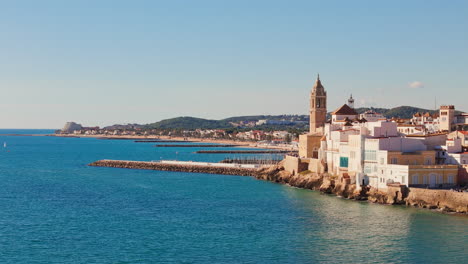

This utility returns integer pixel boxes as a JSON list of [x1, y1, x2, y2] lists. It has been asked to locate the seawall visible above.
[[196, 150, 295, 154], [89, 160, 258, 176], [154, 144, 238, 148], [134, 140, 194, 143]]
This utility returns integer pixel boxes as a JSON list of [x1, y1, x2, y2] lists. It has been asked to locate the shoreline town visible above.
[[61, 75, 468, 214]]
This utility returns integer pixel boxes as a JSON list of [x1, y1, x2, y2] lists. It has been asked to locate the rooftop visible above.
[[331, 104, 358, 115]]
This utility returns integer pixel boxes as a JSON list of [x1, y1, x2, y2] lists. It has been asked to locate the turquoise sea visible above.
[[0, 129, 467, 263]]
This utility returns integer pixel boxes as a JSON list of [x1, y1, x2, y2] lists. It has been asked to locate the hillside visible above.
[[143, 106, 464, 130], [355, 106, 439, 119], [145, 117, 230, 130], [223, 115, 308, 123]]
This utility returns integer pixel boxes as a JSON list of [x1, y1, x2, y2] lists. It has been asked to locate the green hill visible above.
[[145, 117, 230, 130], [145, 115, 308, 130], [355, 106, 438, 119], [144, 106, 464, 130]]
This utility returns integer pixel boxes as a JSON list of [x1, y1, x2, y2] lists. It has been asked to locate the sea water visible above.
[[0, 130, 466, 263]]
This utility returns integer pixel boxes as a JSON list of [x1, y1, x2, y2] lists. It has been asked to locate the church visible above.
[[293, 75, 359, 174]]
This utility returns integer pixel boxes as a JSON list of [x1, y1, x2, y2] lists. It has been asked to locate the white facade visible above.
[[397, 125, 423, 135], [360, 110, 385, 122], [320, 119, 449, 190], [376, 164, 409, 189]]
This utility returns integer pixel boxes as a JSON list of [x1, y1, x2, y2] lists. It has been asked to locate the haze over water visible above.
[[0, 130, 466, 263]]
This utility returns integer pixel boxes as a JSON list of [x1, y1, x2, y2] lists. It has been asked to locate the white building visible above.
[[331, 104, 359, 124], [360, 110, 385, 122], [320, 118, 458, 190]]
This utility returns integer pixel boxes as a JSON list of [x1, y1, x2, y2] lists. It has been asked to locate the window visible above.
[[424, 157, 432, 165], [340, 157, 349, 168], [380, 158, 384, 165], [423, 176, 428, 184], [364, 165, 371, 174], [364, 150, 377, 161], [448, 175, 454, 184], [412, 175, 419, 184], [402, 176, 405, 184], [391, 158, 398, 164], [438, 175, 443, 184]]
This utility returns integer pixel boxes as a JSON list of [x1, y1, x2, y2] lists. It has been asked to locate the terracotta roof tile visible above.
[[331, 104, 358, 115]]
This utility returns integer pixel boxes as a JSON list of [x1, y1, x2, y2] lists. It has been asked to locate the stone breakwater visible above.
[[134, 140, 194, 143], [154, 144, 238, 148], [89, 160, 258, 177], [89, 160, 468, 214], [196, 150, 295, 154]]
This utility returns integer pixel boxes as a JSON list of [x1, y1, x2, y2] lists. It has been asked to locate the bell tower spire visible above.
[[309, 74, 327, 134]]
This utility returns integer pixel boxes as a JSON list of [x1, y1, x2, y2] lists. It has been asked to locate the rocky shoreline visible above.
[[255, 165, 468, 214], [89, 159, 468, 215]]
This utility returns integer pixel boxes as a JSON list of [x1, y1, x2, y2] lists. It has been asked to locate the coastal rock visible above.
[[405, 188, 468, 213], [319, 177, 334, 194], [62, 122, 83, 133], [256, 167, 467, 214]]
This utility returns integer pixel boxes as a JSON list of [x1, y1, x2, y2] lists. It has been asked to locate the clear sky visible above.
[[1, 0, 467, 128]]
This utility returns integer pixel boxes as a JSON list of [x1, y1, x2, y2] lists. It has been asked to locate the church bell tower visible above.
[[310, 74, 327, 134]]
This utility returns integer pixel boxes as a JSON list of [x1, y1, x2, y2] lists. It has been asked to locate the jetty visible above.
[[134, 140, 194, 143], [220, 158, 282, 165], [89, 160, 259, 176], [196, 150, 296, 154], [97, 137, 139, 140], [154, 144, 238, 148]]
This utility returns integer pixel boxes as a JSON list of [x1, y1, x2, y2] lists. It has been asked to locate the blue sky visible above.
[[0, 0, 467, 128]]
